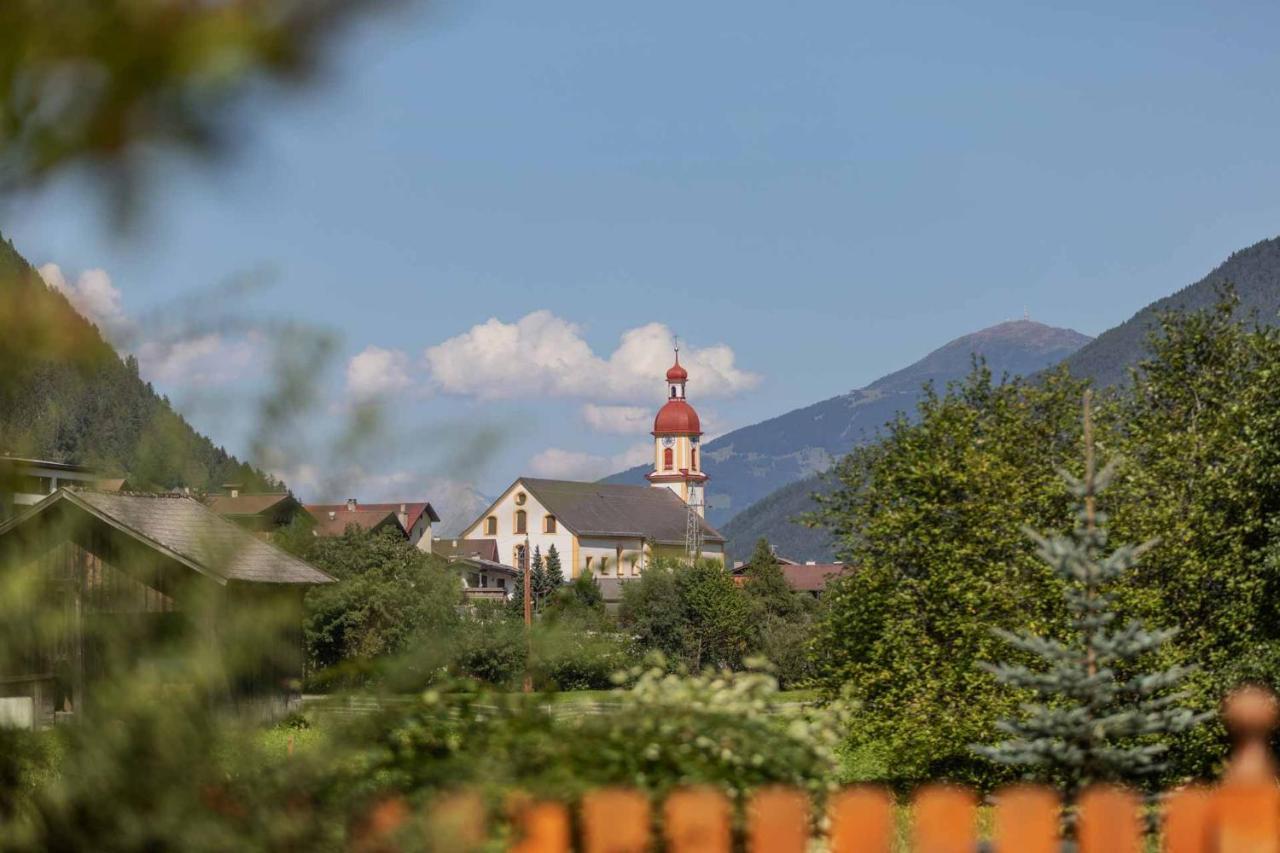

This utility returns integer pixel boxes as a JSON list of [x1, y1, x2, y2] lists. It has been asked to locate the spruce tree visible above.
[[545, 544, 565, 588], [530, 546, 549, 610], [975, 394, 1208, 795], [743, 537, 800, 618]]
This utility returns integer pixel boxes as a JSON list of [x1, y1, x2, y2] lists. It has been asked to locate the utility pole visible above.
[[522, 535, 532, 693]]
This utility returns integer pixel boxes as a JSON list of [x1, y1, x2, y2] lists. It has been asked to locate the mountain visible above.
[[0, 233, 275, 491], [606, 320, 1092, 536], [1063, 236, 1280, 387], [723, 234, 1280, 563]]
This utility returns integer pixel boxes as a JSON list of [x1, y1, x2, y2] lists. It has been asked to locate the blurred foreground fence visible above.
[[354, 781, 1280, 852], [353, 686, 1280, 851]]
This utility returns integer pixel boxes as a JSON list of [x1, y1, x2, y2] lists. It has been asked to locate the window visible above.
[[601, 556, 609, 576], [484, 516, 497, 536], [467, 572, 480, 588], [691, 448, 698, 470], [670, 385, 678, 398], [663, 447, 674, 470], [544, 515, 557, 534], [630, 556, 639, 576], [585, 556, 593, 574], [514, 491, 527, 506], [515, 509, 527, 534]]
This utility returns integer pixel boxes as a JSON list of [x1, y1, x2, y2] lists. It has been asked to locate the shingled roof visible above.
[[0, 490, 333, 585], [204, 493, 298, 518], [518, 478, 724, 545]]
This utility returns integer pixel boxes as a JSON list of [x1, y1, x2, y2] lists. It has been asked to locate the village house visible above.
[[204, 484, 306, 533], [0, 455, 123, 521], [0, 489, 333, 729], [303, 498, 438, 549], [432, 538, 518, 601], [731, 556, 851, 597]]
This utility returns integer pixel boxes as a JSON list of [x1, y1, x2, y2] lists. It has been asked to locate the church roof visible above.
[[519, 478, 724, 545], [653, 399, 701, 435]]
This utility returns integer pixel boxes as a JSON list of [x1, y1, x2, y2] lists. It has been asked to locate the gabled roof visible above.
[[205, 493, 299, 518], [307, 507, 407, 538], [517, 478, 725, 545], [433, 538, 500, 563], [0, 490, 333, 585], [732, 560, 850, 593], [305, 501, 440, 531]]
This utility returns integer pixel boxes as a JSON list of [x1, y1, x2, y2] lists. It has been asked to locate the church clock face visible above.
[[661, 437, 674, 447]]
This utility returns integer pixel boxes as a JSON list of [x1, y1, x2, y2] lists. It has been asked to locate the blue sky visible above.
[[6, 0, 1280, 520]]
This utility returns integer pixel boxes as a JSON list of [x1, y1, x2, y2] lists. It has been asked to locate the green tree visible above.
[[742, 537, 802, 619], [545, 543, 565, 588], [976, 396, 1208, 797], [809, 363, 1088, 784], [530, 546, 549, 610], [620, 559, 752, 671], [302, 526, 461, 681]]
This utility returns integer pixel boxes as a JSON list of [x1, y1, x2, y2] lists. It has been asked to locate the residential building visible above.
[[0, 455, 122, 521], [433, 539, 517, 601], [731, 556, 851, 597], [304, 499, 438, 549], [0, 489, 333, 728], [204, 486, 305, 533]]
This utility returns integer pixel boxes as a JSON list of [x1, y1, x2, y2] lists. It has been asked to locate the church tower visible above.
[[647, 349, 708, 516]]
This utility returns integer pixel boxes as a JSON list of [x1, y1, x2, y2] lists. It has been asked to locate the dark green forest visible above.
[[0, 234, 276, 491]]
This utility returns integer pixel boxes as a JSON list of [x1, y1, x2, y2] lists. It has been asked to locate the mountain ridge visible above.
[[605, 319, 1091, 530]]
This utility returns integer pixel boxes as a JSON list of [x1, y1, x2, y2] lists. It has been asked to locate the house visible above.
[[304, 498, 438, 549], [432, 538, 517, 601], [731, 556, 851, 597], [204, 486, 305, 533], [0, 455, 123, 521], [459, 477, 726, 585], [304, 499, 409, 540], [0, 489, 333, 729]]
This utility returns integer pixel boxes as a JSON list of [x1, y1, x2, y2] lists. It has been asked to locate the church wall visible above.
[[577, 536, 646, 580]]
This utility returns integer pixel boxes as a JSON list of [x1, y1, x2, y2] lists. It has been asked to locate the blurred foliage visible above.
[[0, 0, 390, 219]]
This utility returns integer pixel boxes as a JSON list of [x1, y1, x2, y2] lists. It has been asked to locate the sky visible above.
[[6, 0, 1280, 521]]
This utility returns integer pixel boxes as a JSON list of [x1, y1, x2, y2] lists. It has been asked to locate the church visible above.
[[455, 352, 726, 581]]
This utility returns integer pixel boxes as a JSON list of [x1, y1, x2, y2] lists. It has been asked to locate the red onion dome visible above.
[[666, 360, 688, 382], [654, 400, 701, 434]]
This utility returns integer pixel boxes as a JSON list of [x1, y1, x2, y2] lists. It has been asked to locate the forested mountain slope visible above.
[[606, 320, 1089, 530], [0, 234, 275, 491], [1063, 236, 1280, 386], [725, 234, 1280, 562]]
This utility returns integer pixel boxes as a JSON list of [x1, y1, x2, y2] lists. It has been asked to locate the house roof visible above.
[[517, 478, 725, 545], [0, 455, 99, 474], [307, 507, 406, 538], [732, 560, 850, 593], [433, 538, 500, 563], [450, 556, 518, 576], [205, 493, 298, 517], [0, 490, 333, 585], [305, 501, 440, 531]]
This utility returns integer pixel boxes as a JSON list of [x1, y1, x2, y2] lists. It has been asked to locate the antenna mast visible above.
[[685, 489, 704, 561]]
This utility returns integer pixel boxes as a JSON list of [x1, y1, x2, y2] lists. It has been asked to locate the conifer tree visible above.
[[975, 393, 1208, 795], [530, 546, 549, 610], [545, 544, 565, 588], [743, 537, 800, 618]]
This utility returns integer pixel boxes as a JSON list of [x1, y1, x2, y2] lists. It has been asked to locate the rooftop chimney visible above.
[[346, 498, 357, 511], [328, 511, 336, 521]]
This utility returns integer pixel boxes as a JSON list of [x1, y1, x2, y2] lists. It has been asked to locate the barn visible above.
[[0, 489, 333, 728]]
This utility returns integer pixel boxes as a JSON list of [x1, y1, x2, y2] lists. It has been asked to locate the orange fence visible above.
[[357, 781, 1280, 852], [353, 686, 1280, 851]]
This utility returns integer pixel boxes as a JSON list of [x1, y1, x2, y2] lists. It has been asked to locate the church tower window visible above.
[[663, 447, 673, 470]]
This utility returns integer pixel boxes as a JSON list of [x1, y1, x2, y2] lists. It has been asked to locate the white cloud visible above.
[[40, 262, 262, 388], [582, 403, 650, 434], [346, 345, 413, 399], [39, 264, 131, 338], [134, 333, 259, 388], [527, 443, 651, 481], [424, 311, 759, 402]]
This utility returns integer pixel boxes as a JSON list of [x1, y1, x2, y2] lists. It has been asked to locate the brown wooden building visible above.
[[0, 489, 333, 729]]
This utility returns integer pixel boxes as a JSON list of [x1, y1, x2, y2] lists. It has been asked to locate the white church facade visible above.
[[455, 352, 725, 580]]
